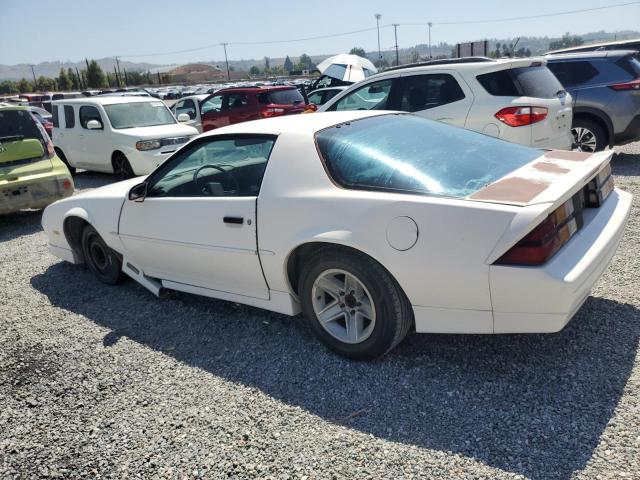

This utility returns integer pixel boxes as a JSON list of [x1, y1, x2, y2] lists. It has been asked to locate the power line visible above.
[[115, 1, 639, 59]]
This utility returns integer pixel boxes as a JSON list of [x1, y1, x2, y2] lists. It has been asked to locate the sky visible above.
[[1, 0, 639, 65]]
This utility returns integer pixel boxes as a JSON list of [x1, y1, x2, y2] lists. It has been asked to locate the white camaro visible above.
[[42, 111, 631, 359]]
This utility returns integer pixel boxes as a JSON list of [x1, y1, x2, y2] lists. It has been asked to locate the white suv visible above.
[[52, 97, 198, 178], [319, 57, 573, 149]]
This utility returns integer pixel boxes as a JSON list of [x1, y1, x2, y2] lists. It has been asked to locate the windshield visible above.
[[104, 101, 175, 129], [316, 114, 542, 198]]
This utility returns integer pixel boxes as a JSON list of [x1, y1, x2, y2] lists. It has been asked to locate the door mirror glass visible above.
[[86, 119, 102, 130], [177, 113, 191, 123], [128, 182, 148, 202]]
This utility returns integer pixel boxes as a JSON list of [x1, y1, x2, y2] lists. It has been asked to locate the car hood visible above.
[[117, 123, 198, 140]]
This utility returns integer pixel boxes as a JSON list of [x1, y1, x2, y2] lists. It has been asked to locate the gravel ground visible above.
[[1, 145, 640, 479]]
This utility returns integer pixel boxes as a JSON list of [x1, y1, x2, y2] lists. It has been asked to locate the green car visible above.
[[0, 105, 73, 215]]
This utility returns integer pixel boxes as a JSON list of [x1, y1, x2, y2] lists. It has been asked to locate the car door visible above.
[[200, 94, 226, 132], [398, 71, 473, 127], [118, 134, 276, 299], [78, 105, 111, 171], [54, 104, 80, 166], [172, 98, 201, 132], [327, 78, 400, 111], [225, 92, 257, 125]]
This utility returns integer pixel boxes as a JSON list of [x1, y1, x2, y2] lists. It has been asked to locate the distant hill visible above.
[[1, 30, 637, 81]]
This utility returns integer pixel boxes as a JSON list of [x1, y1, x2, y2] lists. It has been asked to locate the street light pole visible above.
[[221, 43, 230, 81], [375, 14, 382, 67], [393, 24, 399, 66], [29, 65, 37, 87], [428, 22, 433, 58]]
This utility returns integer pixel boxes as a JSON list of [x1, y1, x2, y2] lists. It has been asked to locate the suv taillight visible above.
[[495, 106, 548, 127], [260, 107, 285, 118], [495, 197, 583, 266], [609, 78, 640, 91]]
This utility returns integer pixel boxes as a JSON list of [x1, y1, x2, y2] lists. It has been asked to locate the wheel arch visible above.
[[62, 208, 92, 263], [573, 107, 614, 148]]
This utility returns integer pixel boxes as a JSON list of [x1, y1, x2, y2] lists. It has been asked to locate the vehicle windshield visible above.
[[104, 101, 176, 129], [316, 114, 542, 198]]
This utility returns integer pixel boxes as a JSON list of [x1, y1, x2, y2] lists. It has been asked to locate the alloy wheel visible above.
[[311, 269, 376, 344], [572, 127, 597, 152]]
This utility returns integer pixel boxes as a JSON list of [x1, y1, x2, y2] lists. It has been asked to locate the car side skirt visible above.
[[413, 306, 493, 334]]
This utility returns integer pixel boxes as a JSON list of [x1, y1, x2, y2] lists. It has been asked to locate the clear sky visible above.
[[1, 0, 639, 65]]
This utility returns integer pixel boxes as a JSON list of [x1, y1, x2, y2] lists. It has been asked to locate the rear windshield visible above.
[[258, 88, 305, 105], [316, 114, 541, 198], [0, 109, 46, 143], [477, 65, 564, 98], [104, 101, 176, 129]]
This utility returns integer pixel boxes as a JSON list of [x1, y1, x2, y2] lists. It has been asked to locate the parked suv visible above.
[[545, 50, 640, 152], [52, 97, 198, 178], [319, 57, 573, 149], [0, 105, 73, 214], [200, 86, 314, 132]]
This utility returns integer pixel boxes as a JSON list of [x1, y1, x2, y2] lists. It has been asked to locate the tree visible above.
[[283, 56, 293, 73], [17, 78, 32, 93], [410, 49, 420, 63], [349, 47, 366, 57], [67, 68, 79, 90], [549, 32, 584, 51], [298, 53, 315, 70], [249, 65, 261, 75], [85, 59, 106, 88], [57, 68, 72, 91], [264, 56, 270, 70], [36, 76, 57, 91], [0, 80, 18, 94]]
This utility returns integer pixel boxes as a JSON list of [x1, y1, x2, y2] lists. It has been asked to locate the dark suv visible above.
[[200, 86, 314, 132], [546, 50, 640, 151]]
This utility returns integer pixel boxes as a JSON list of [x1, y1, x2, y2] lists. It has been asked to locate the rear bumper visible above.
[[489, 188, 632, 333], [613, 114, 640, 146], [0, 172, 73, 215], [531, 130, 573, 150]]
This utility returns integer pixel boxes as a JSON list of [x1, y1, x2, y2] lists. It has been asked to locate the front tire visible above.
[[112, 152, 135, 180], [81, 225, 124, 285], [299, 248, 413, 360], [572, 118, 607, 152]]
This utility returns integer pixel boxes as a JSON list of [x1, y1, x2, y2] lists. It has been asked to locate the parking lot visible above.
[[0, 142, 637, 478]]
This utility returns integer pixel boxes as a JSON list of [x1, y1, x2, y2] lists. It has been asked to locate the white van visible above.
[[52, 97, 198, 178]]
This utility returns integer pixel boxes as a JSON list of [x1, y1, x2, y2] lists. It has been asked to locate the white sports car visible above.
[[42, 111, 631, 359]]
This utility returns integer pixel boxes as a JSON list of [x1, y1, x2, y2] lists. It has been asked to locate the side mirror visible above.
[[86, 119, 102, 130], [128, 182, 148, 202], [177, 113, 190, 122]]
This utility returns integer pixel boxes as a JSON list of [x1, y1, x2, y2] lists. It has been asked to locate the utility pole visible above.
[[375, 14, 382, 67], [393, 24, 399, 66], [113, 65, 120, 87], [29, 64, 37, 88], [75, 67, 83, 90], [221, 43, 230, 81], [428, 22, 433, 58], [115, 57, 124, 87]]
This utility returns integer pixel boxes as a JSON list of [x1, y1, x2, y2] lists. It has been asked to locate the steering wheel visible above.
[[192, 164, 240, 195]]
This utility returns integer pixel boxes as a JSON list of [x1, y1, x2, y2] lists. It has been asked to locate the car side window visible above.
[[330, 79, 393, 111], [52, 105, 59, 128], [308, 91, 324, 105], [201, 95, 223, 114], [176, 99, 196, 119], [79, 105, 102, 129], [399, 74, 465, 112], [64, 105, 75, 128], [563, 61, 599, 87], [225, 93, 249, 110], [147, 136, 276, 198]]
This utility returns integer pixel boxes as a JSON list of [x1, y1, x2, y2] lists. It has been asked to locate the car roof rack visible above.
[[384, 56, 495, 72]]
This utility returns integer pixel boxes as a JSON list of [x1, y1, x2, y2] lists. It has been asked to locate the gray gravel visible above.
[[1, 145, 640, 480]]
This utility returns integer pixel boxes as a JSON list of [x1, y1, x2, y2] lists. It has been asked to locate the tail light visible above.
[[609, 78, 640, 91], [46, 139, 55, 158], [495, 106, 548, 127], [304, 103, 318, 113], [495, 197, 583, 266], [260, 107, 285, 118], [584, 163, 614, 207]]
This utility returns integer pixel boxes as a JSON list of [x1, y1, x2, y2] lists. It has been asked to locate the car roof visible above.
[[0, 105, 28, 111], [544, 49, 638, 60], [201, 110, 388, 137], [309, 86, 349, 93], [215, 85, 298, 94], [51, 96, 163, 106]]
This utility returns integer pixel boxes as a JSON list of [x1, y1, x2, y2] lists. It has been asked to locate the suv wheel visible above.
[[299, 248, 413, 360], [112, 153, 134, 180], [572, 119, 607, 152], [56, 149, 76, 175]]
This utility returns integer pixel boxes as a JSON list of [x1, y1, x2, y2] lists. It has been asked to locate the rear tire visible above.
[[572, 118, 607, 152], [81, 225, 124, 285], [55, 149, 76, 176], [299, 248, 413, 360], [112, 152, 135, 180]]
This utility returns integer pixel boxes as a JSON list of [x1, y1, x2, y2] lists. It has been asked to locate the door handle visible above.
[[223, 216, 244, 225]]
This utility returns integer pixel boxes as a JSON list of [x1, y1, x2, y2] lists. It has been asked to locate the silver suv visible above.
[[546, 50, 640, 152], [319, 57, 573, 150]]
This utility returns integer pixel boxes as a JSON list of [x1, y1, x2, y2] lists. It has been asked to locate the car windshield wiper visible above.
[[0, 135, 24, 142]]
